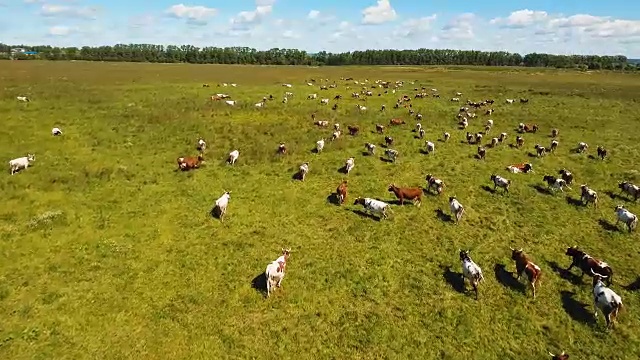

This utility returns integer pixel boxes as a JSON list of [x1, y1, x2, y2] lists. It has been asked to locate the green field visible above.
[[1, 61, 640, 359]]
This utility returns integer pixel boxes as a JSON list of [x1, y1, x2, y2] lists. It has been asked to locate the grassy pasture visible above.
[[1, 61, 640, 359]]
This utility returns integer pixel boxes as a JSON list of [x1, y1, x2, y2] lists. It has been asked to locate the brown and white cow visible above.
[[336, 180, 348, 205], [390, 118, 405, 125], [510, 248, 542, 298], [565, 246, 613, 285], [177, 153, 204, 171]]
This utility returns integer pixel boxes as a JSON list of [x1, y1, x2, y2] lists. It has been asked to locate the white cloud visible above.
[[394, 15, 437, 38], [166, 4, 217, 24], [230, 0, 274, 29], [41, 4, 98, 19], [549, 14, 608, 28], [282, 30, 300, 39], [362, 0, 397, 25], [439, 13, 475, 40], [48, 25, 75, 36], [490, 9, 548, 28], [308, 10, 320, 20]]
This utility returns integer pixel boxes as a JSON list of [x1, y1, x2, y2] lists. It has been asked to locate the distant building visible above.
[[9, 48, 38, 59]]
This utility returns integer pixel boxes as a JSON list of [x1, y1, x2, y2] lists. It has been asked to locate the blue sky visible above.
[[2, 0, 640, 56]]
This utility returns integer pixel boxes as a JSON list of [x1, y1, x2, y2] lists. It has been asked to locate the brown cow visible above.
[[388, 184, 422, 206], [390, 118, 405, 125], [347, 125, 359, 136], [177, 153, 204, 171], [524, 124, 538, 133], [336, 180, 348, 205], [566, 246, 613, 284], [510, 248, 542, 298], [515, 136, 525, 148]]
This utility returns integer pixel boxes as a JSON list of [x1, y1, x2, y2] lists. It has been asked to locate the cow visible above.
[[580, 185, 598, 208], [8, 154, 35, 175], [565, 246, 613, 285], [506, 163, 533, 174], [336, 180, 348, 205], [265, 248, 291, 298], [459, 249, 484, 300], [548, 351, 569, 360], [390, 118, 405, 125], [449, 196, 465, 223], [477, 146, 486, 160], [543, 175, 570, 192], [425, 174, 445, 194], [591, 271, 623, 328], [298, 162, 309, 181], [364, 142, 376, 155], [388, 184, 422, 207], [384, 149, 399, 162], [618, 181, 640, 201], [52, 127, 63, 136], [490, 174, 511, 193], [614, 205, 638, 232], [348, 125, 359, 136], [597, 146, 608, 160], [177, 153, 204, 171], [227, 150, 239, 165], [354, 197, 390, 220], [277, 142, 287, 155], [510, 248, 542, 298], [384, 136, 394, 147], [214, 191, 231, 222], [559, 169, 574, 185]]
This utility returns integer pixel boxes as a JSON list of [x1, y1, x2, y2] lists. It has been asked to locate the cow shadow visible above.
[[532, 184, 553, 195], [210, 205, 222, 220], [435, 209, 452, 222], [419, 149, 431, 155], [352, 209, 381, 221], [604, 190, 625, 201], [598, 218, 619, 232], [292, 171, 304, 181], [560, 291, 596, 325], [547, 260, 583, 285], [310, 147, 319, 154], [380, 143, 389, 148], [338, 165, 348, 174], [527, 152, 538, 158], [362, 151, 372, 156], [622, 276, 640, 291], [475, 154, 485, 160], [565, 196, 584, 207], [251, 272, 268, 297], [493, 264, 525, 294], [326, 193, 340, 206], [481, 185, 496, 194], [438, 138, 446, 142], [441, 265, 466, 294], [423, 188, 438, 196], [377, 198, 401, 205], [587, 154, 597, 160], [379, 157, 394, 163]]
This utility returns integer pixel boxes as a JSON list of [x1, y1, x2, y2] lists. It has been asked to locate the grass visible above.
[[1, 61, 640, 359]]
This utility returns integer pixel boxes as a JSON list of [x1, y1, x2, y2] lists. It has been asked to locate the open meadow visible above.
[[2, 61, 640, 359]]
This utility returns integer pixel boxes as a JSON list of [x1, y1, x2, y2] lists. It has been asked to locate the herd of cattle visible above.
[[9, 76, 639, 358]]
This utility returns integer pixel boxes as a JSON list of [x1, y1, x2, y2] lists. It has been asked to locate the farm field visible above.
[[1, 61, 640, 359]]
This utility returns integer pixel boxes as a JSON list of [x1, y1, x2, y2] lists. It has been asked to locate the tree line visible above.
[[0, 43, 636, 71]]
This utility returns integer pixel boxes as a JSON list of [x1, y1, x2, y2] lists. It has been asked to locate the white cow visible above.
[[298, 162, 309, 181], [16, 96, 29, 102], [354, 197, 390, 220], [384, 149, 398, 162], [225, 100, 236, 106], [425, 141, 435, 154], [316, 139, 325, 153], [214, 191, 231, 222], [365, 143, 376, 155], [459, 249, 484, 300], [614, 205, 638, 232], [449, 196, 464, 223], [265, 248, 291, 298], [51, 127, 63, 136], [197, 138, 206, 151], [227, 150, 239, 165], [591, 271, 623, 328], [345, 157, 354, 174], [9, 154, 35, 175]]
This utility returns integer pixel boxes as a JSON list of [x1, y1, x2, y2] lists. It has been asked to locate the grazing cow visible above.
[[459, 249, 484, 300], [282, 97, 288, 104], [384, 148, 399, 162], [416, 113, 423, 121], [490, 137, 499, 147], [449, 196, 465, 223], [506, 99, 515, 104], [424, 141, 435, 154], [384, 136, 394, 147], [443, 132, 451, 142], [177, 153, 204, 171], [365, 142, 376, 155], [307, 94, 317, 99], [580, 185, 598, 207], [551, 128, 559, 138], [451, 97, 460, 102], [357, 105, 367, 111], [316, 139, 325, 153], [285, 92, 293, 97], [8, 154, 35, 175], [418, 128, 425, 139], [548, 351, 569, 360], [265, 248, 291, 298], [16, 96, 29, 102], [336, 180, 348, 205], [460, 118, 468, 129], [466, 132, 476, 144], [255, 100, 265, 108], [565, 246, 613, 285], [197, 138, 207, 151], [225, 100, 236, 106], [334, 95, 342, 100], [388, 184, 422, 207], [380, 105, 386, 112], [577, 142, 588, 153], [597, 146, 608, 160], [390, 118, 405, 126], [591, 272, 623, 328], [477, 146, 486, 160], [485, 109, 494, 115], [559, 169, 574, 185], [277, 142, 287, 155], [510, 248, 541, 298], [320, 98, 329, 105], [543, 175, 570, 192], [415, 123, 422, 132], [345, 157, 355, 174], [334, 123, 340, 131], [619, 181, 640, 201], [520, 98, 529, 103], [506, 163, 533, 174], [332, 130, 341, 141], [614, 205, 637, 232], [227, 150, 239, 165], [348, 125, 359, 136], [298, 162, 309, 181], [282, 83, 292, 88], [376, 124, 385, 134], [354, 197, 390, 220], [499, 132, 507, 143], [214, 191, 231, 222], [490, 174, 511, 193], [315, 120, 329, 127], [534, 144, 547, 157], [332, 103, 338, 111], [515, 136, 525, 148], [486, 119, 494, 128], [524, 124, 538, 133], [425, 174, 445, 194], [52, 127, 63, 136], [549, 140, 559, 152]]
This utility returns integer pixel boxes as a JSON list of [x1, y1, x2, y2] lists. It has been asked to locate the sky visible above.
[[1, 0, 640, 57]]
